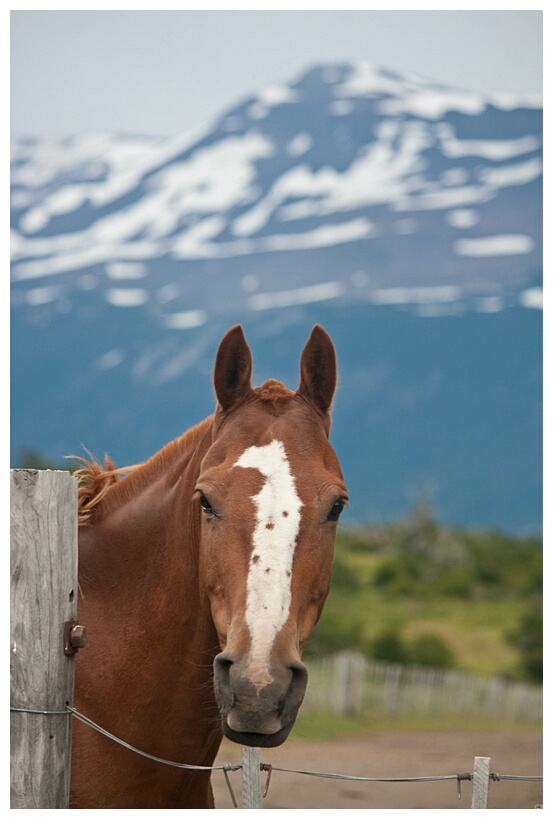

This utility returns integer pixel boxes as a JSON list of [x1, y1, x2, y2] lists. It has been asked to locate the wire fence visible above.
[[11, 696, 543, 809], [64, 705, 542, 809]]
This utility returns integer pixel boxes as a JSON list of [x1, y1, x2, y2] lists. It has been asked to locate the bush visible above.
[[306, 610, 365, 658], [507, 604, 543, 683], [409, 633, 456, 668], [372, 559, 400, 588], [15, 448, 64, 470], [435, 568, 473, 599], [330, 552, 363, 590], [371, 628, 409, 664], [372, 555, 426, 594]]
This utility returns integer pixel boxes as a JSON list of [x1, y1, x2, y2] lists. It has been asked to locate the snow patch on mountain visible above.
[[105, 288, 149, 307], [454, 235, 534, 257], [248, 281, 345, 310]]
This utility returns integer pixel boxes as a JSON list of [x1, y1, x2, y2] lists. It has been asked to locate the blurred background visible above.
[[10, 10, 542, 808]]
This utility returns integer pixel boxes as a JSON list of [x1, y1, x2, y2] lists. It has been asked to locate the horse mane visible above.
[[72, 416, 213, 527]]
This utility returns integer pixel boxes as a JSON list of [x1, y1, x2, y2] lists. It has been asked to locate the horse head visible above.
[[197, 325, 347, 747]]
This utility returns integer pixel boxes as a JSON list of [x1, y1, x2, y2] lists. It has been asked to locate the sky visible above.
[[10, 9, 543, 140]]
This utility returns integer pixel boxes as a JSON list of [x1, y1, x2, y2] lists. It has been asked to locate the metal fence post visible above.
[[471, 756, 491, 809], [10, 469, 79, 808], [242, 747, 261, 808]]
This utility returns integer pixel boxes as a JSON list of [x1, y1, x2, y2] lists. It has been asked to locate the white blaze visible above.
[[234, 439, 302, 686]]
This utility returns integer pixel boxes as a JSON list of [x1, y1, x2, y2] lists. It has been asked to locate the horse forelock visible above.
[[255, 379, 294, 408]]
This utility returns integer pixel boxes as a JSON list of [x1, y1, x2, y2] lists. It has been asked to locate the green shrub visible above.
[[15, 448, 65, 470], [408, 633, 456, 668], [371, 628, 408, 664], [306, 611, 364, 658], [507, 604, 543, 683], [372, 554, 427, 595], [330, 552, 363, 590], [435, 568, 473, 598], [373, 559, 400, 588]]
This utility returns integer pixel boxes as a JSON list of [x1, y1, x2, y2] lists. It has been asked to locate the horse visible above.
[[70, 324, 347, 808]]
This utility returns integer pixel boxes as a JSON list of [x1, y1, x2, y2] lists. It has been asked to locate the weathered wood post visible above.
[[10, 469, 80, 808], [242, 747, 261, 808], [334, 650, 365, 715], [471, 756, 491, 809]]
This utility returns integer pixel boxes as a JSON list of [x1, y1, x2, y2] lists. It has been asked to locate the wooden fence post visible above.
[[10, 469, 79, 808], [471, 756, 491, 809], [334, 651, 365, 715], [242, 747, 261, 808]]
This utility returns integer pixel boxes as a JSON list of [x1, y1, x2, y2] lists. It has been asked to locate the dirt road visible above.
[[212, 730, 542, 809]]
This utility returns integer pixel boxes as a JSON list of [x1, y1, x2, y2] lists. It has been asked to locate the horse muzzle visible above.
[[213, 652, 308, 748]]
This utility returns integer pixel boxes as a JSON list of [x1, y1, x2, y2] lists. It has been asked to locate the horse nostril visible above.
[[214, 652, 237, 713], [287, 660, 308, 702], [215, 653, 234, 673], [288, 660, 308, 685]]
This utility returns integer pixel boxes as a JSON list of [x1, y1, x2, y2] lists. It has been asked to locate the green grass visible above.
[[291, 709, 541, 742]]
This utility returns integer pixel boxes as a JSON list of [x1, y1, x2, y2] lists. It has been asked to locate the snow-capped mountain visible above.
[[10, 62, 543, 532]]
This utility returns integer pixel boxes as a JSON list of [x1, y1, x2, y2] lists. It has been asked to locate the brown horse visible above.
[[70, 325, 347, 808]]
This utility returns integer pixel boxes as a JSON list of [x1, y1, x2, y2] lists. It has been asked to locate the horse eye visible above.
[[197, 492, 215, 516], [328, 499, 346, 522]]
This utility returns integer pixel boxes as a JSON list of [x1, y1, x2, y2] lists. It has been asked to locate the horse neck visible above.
[[74, 420, 223, 779], [78, 417, 217, 661]]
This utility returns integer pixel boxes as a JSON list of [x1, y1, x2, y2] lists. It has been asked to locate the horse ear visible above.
[[214, 325, 253, 412], [297, 325, 337, 415]]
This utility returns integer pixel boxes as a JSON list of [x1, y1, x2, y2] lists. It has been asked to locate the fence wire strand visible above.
[[65, 706, 241, 773], [14, 705, 541, 807]]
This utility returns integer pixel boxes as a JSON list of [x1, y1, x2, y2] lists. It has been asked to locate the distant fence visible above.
[[304, 651, 542, 724]]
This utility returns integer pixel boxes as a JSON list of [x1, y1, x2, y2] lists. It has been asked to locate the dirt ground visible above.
[[212, 730, 542, 809]]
